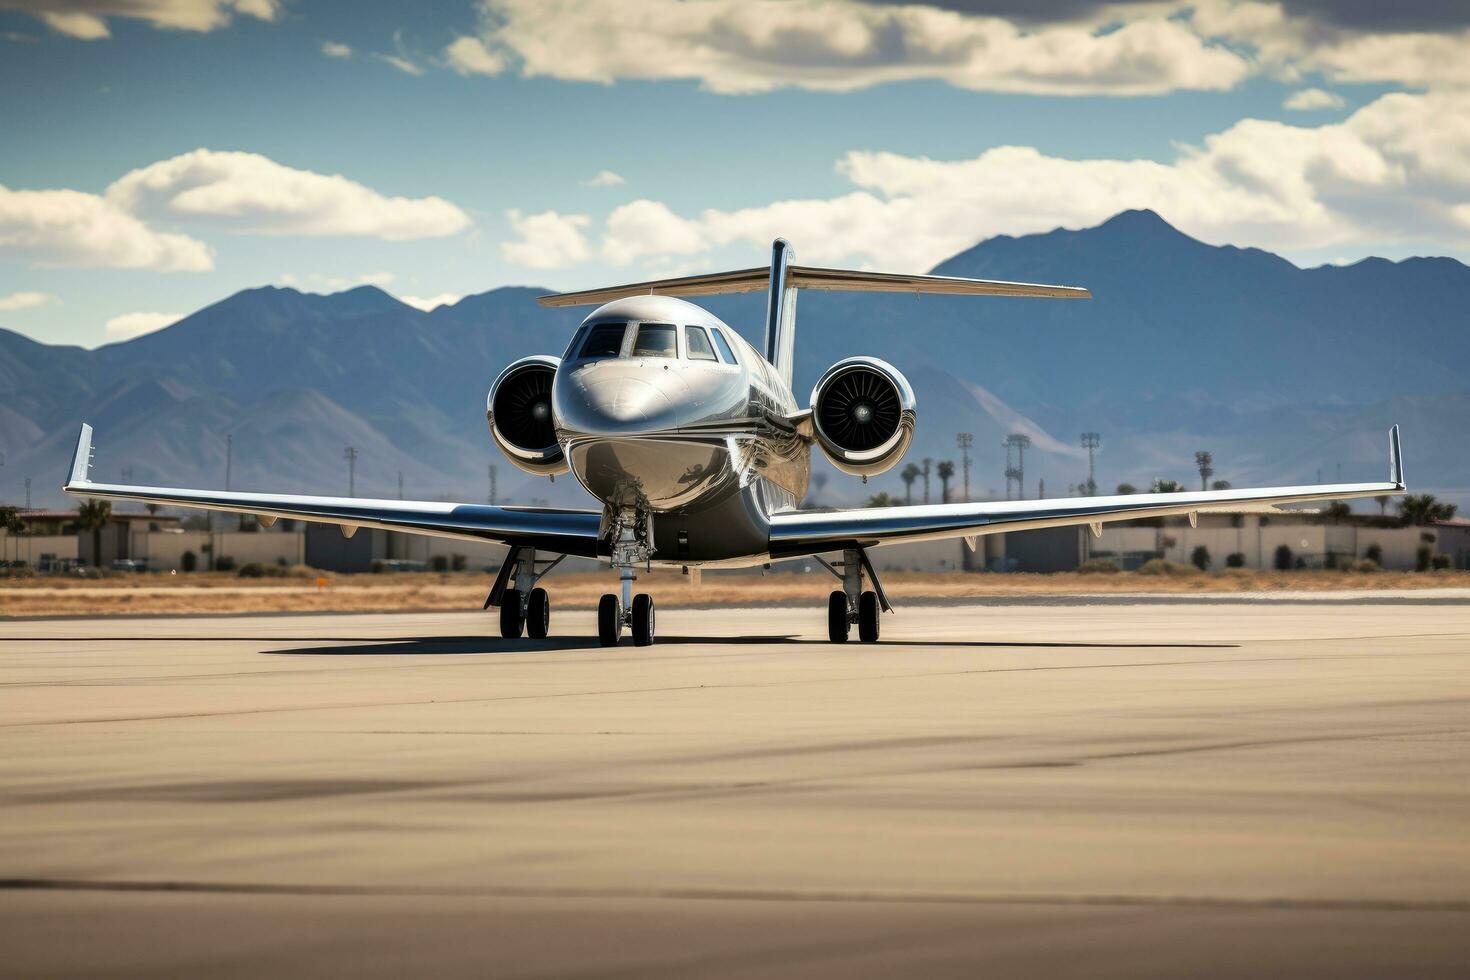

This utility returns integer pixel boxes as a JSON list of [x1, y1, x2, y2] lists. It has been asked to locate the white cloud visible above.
[[104, 311, 180, 342], [586, 91, 1470, 271], [0, 291, 58, 311], [582, 170, 625, 187], [107, 149, 471, 240], [321, 40, 352, 58], [377, 53, 423, 75], [4, 0, 280, 39], [457, 0, 1470, 97], [444, 35, 504, 76], [472, 0, 1250, 96], [398, 292, 464, 311], [602, 200, 708, 266], [1283, 87, 1345, 111], [501, 209, 592, 269], [0, 183, 213, 271]]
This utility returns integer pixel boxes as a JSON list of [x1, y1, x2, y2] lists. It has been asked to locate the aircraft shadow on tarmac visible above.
[[267, 636, 1236, 656]]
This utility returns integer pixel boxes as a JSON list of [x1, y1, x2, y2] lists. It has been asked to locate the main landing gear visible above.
[[488, 546, 563, 639], [821, 547, 890, 644], [598, 507, 656, 647]]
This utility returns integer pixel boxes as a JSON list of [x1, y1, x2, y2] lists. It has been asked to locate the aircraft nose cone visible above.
[[586, 377, 672, 424]]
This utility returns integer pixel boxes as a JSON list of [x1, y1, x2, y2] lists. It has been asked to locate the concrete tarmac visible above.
[[2, 599, 1469, 977]]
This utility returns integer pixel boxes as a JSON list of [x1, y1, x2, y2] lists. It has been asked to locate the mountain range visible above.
[[2, 209, 1466, 511]]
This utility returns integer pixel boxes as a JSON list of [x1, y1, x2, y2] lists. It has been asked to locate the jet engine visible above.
[[809, 356, 916, 477], [486, 355, 570, 476]]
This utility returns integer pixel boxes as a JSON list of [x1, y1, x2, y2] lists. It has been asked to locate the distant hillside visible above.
[[2, 210, 1466, 511]]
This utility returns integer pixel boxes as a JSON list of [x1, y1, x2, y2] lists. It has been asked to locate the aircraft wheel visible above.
[[631, 593, 656, 647], [597, 593, 621, 647], [526, 587, 550, 639], [858, 590, 880, 643], [827, 591, 850, 643], [500, 589, 525, 638]]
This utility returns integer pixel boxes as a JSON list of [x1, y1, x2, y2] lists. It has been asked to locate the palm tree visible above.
[[936, 460, 955, 503], [76, 499, 111, 568], [1151, 479, 1184, 493], [1324, 501, 1352, 523], [1398, 494, 1457, 526], [1374, 494, 1390, 516], [808, 472, 828, 506], [921, 458, 932, 504], [900, 463, 921, 504]]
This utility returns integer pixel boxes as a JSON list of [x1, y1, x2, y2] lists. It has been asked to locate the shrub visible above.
[[1416, 545, 1433, 572], [1078, 558, 1120, 574], [431, 554, 450, 572], [1432, 554, 1452, 571], [214, 556, 236, 572], [1364, 544, 1383, 566], [181, 550, 197, 572], [1137, 558, 1197, 576], [1350, 558, 1379, 572], [1190, 545, 1211, 571], [1225, 552, 1246, 568], [372, 560, 386, 574], [1274, 544, 1293, 570], [451, 553, 467, 572], [238, 562, 267, 578]]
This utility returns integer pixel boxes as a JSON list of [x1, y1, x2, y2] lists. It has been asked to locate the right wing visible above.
[[770, 427, 1407, 559], [62, 424, 603, 559]]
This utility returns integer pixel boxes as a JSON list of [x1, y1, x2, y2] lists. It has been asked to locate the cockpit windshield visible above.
[[632, 323, 677, 358], [578, 322, 627, 359]]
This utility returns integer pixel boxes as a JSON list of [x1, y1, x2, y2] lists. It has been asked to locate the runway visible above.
[[3, 599, 1469, 977]]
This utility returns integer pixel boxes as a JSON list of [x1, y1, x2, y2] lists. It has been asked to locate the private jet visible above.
[[63, 240, 1407, 646]]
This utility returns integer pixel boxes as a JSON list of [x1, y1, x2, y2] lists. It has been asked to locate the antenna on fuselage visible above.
[[764, 239, 798, 389]]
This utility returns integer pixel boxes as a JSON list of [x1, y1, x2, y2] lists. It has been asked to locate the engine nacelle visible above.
[[486, 355, 570, 476], [809, 356, 916, 477]]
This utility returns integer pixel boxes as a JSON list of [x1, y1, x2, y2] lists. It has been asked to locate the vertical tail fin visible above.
[[1389, 424, 1404, 489], [67, 422, 95, 488], [763, 238, 797, 388]]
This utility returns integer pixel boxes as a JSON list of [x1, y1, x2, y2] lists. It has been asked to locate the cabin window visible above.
[[685, 325, 717, 362], [579, 322, 627, 359], [633, 322, 678, 358], [710, 327, 739, 365]]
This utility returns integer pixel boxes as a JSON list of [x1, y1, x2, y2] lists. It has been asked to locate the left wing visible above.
[[62, 424, 603, 558], [770, 427, 1406, 559]]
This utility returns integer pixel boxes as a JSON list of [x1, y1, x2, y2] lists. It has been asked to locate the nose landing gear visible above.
[[821, 547, 889, 643], [599, 507, 657, 647]]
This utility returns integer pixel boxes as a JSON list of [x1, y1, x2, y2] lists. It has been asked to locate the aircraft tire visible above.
[[631, 593, 656, 647], [526, 587, 550, 639], [598, 593, 621, 647], [500, 589, 525, 638], [858, 590, 880, 643], [827, 591, 849, 643]]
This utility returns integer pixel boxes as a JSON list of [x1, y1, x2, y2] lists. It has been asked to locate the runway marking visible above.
[[3, 877, 1469, 914]]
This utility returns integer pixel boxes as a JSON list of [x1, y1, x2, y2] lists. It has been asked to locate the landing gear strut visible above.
[[821, 547, 889, 644], [599, 507, 657, 647], [488, 547, 563, 638]]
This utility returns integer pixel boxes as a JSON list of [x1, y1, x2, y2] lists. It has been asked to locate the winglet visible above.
[[66, 422, 94, 489], [1389, 424, 1404, 490]]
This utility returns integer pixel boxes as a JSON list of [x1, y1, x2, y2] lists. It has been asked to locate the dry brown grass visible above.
[[2, 567, 1467, 618]]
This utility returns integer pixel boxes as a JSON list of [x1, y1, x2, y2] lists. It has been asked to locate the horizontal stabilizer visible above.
[[538, 264, 1091, 308]]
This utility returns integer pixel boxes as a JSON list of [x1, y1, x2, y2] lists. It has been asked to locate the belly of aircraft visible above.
[[567, 435, 741, 512]]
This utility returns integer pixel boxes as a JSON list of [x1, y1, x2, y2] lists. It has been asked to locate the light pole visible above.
[[1081, 432, 1100, 496], [956, 432, 973, 502]]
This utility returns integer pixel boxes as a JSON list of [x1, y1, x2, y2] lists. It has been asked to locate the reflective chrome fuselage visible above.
[[552, 295, 805, 566]]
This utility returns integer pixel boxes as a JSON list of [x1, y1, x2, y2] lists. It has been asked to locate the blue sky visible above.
[[2, 0, 1467, 346]]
